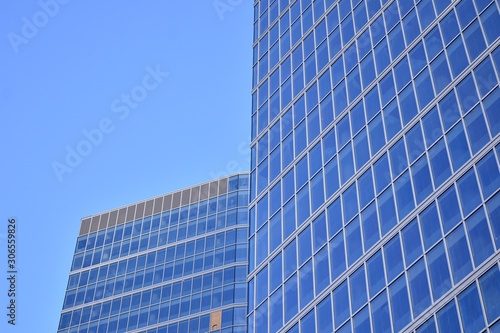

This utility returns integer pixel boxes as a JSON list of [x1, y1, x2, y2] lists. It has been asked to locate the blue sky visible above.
[[0, 1, 253, 331]]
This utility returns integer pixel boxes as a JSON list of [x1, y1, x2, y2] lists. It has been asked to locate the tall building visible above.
[[248, 0, 500, 333], [58, 174, 249, 333]]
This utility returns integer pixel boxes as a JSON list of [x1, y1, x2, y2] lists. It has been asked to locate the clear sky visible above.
[[0, 1, 253, 332]]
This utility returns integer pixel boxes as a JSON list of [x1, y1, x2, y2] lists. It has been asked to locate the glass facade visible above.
[[58, 174, 249, 333], [249, 0, 500, 332]]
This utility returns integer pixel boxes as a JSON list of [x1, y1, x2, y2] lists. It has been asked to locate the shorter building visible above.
[[58, 173, 249, 333]]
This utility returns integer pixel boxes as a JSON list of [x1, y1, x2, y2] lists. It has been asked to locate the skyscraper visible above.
[[248, 0, 500, 332], [58, 174, 249, 333]]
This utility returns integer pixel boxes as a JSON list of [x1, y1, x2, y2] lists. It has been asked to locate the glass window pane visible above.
[[457, 169, 482, 217], [371, 290, 391, 333], [458, 283, 486, 333], [437, 301, 461, 333], [427, 241, 452, 301], [384, 235, 404, 283], [446, 224, 473, 285], [350, 266, 367, 313], [476, 150, 500, 199], [330, 231, 346, 281], [408, 258, 431, 317], [402, 218, 423, 266], [367, 250, 385, 298], [317, 295, 333, 333], [334, 281, 350, 328], [389, 275, 411, 332], [378, 186, 397, 236], [478, 266, 500, 324], [466, 207, 494, 267]]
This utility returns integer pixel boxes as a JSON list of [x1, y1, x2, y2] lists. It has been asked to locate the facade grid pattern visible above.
[[58, 174, 249, 333], [249, 0, 500, 332]]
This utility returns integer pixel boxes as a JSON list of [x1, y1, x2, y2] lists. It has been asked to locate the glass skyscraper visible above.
[[58, 174, 249, 333], [248, 0, 500, 333]]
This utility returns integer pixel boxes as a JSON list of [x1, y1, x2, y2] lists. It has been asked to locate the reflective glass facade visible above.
[[58, 174, 249, 333], [249, 0, 500, 332]]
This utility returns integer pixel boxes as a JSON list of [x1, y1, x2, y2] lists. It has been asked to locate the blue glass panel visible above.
[[354, 306, 370, 333], [334, 280, 350, 328], [354, 128, 370, 170], [423, 107, 442, 147], [330, 231, 346, 281], [483, 87, 500, 136], [427, 241, 452, 301], [312, 212, 327, 251], [446, 224, 473, 284], [486, 192, 500, 249], [425, 26, 443, 61], [317, 296, 333, 333], [466, 207, 494, 266], [325, 157, 339, 198], [284, 273, 298, 322], [447, 122, 470, 171], [457, 169, 481, 217], [367, 250, 385, 298], [378, 186, 397, 236], [479, 266, 500, 323], [400, 9, 420, 45], [465, 105, 490, 155], [350, 266, 367, 313], [480, 3, 500, 44], [402, 218, 423, 266], [463, 19, 486, 61], [368, 113, 386, 156], [301, 309, 315, 332], [300, 260, 314, 309], [389, 24, 405, 59], [314, 246, 330, 294], [389, 275, 411, 332], [328, 198, 342, 237], [458, 283, 486, 333], [346, 217, 363, 266], [408, 258, 431, 317], [429, 138, 451, 187], [298, 226, 312, 266], [417, 0, 435, 30], [343, 183, 358, 223], [395, 171, 415, 219], [362, 202, 379, 250], [430, 52, 451, 94], [400, 83, 419, 126], [440, 10, 459, 45], [439, 90, 460, 132], [415, 68, 435, 110], [437, 186, 461, 234], [284, 239, 297, 278], [412, 155, 433, 204], [406, 123, 425, 164], [437, 301, 461, 333], [371, 290, 391, 333], [390, 138, 408, 179], [361, 52, 376, 88], [384, 235, 404, 282], [476, 151, 500, 199], [340, 143, 354, 184], [297, 184, 310, 225], [270, 288, 283, 332], [474, 57, 496, 98], [456, 0, 476, 28]]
